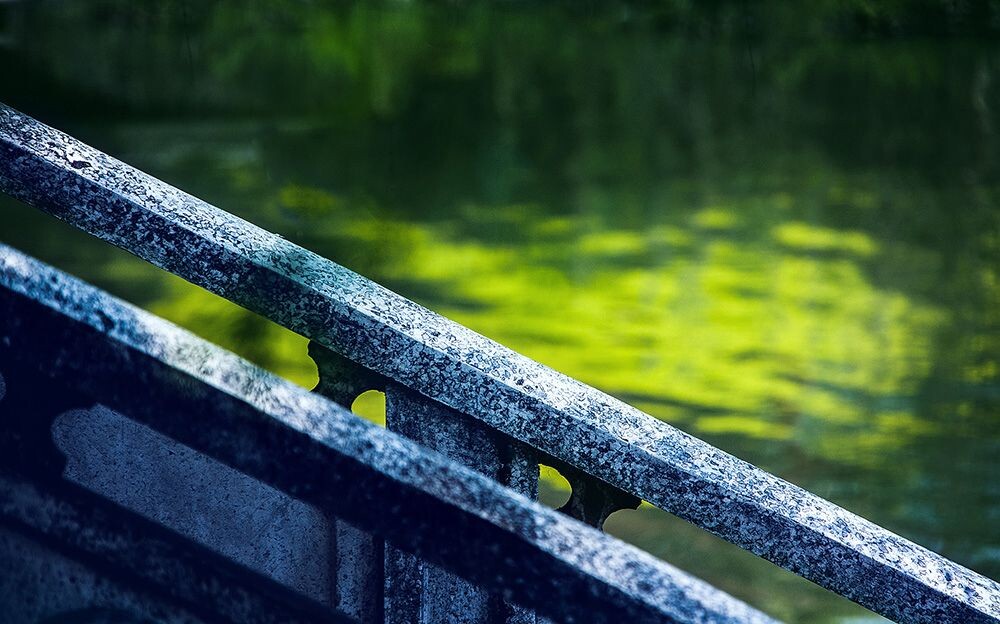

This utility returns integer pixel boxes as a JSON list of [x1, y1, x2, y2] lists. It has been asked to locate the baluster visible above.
[[310, 341, 542, 623], [310, 342, 387, 623], [547, 458, 641, 530], [384, 383, 540, 624]]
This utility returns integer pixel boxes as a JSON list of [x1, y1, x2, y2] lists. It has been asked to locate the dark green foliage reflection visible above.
[[1, 2, 997, 622]]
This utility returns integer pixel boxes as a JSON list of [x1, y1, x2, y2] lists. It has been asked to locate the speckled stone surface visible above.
[[383, 385, 522, 624], [2, 103, 999, 623], [312, 342, 546, 623], [0, 244, 778, 624]]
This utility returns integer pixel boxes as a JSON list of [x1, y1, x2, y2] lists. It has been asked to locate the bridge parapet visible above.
[[1, 103, 998, 623]]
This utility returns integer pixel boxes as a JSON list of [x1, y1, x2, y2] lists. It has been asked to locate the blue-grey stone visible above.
[[53, 405, 334, 605], [0, 243, 779, 624], [2, 102, 998, 624]]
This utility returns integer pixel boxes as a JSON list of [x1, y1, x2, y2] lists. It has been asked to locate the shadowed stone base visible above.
[[52, 406, 334, 606]]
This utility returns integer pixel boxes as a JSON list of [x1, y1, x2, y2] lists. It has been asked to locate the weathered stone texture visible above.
[[2, 102, 999, 623], [0, 243, 779, 624]]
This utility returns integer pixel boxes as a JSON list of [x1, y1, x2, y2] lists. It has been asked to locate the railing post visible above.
[[310, 343, 387, 623], [310, 342, 542, 623], [383, 383, 540, 624]]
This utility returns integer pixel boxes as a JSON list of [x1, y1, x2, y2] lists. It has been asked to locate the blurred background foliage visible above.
[[1, 1, 998, 622]]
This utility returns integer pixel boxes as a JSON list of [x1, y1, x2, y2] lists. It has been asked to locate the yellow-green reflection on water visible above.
[[277, 183, 953, 474]]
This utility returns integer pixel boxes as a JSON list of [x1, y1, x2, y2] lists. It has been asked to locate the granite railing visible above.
[[0, 244, 775, 624], [1, 102, 998, 624]]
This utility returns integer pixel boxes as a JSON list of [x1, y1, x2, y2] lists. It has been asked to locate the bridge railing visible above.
[[1, 102, 999, 624], [0, 244, 778, 624]]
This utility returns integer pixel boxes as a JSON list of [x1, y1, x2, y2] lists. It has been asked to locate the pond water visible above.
[[1, 2, 998, 622]]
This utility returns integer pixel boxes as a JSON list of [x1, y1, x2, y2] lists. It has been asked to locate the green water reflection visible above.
[[1, 2, 998, 622]]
